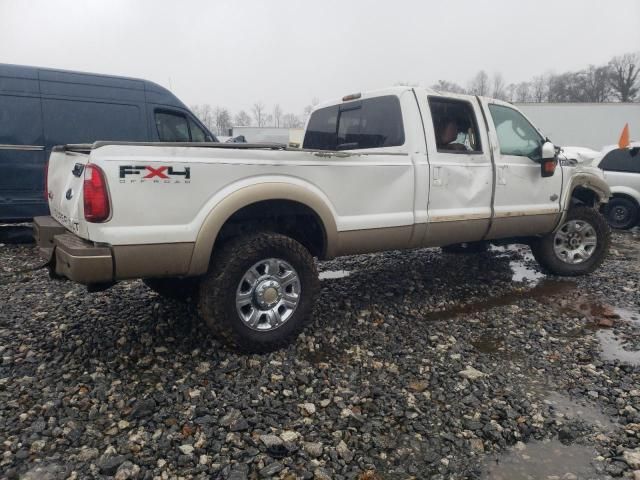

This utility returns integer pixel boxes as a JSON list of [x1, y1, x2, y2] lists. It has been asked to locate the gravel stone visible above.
[[1, 230, 639, 478]]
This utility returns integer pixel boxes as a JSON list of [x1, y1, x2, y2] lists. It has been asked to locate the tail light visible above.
[[83, 164, 110, 222], [44, 159, 49, 200]]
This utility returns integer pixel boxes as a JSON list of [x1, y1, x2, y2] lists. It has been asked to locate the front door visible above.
[[480, 99, 563, 238], [418, 93, 494, 246]]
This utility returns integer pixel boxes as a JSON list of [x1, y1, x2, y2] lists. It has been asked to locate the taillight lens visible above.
[[83, 164, 110, 222]]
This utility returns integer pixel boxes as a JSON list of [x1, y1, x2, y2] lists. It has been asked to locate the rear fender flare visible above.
[[188, 182, 338, 275]]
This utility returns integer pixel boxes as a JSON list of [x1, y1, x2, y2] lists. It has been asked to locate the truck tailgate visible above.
[[47, 149, 90, 239]]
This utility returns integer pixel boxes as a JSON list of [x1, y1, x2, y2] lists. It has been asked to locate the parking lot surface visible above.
[[1, 230, 639, 479]]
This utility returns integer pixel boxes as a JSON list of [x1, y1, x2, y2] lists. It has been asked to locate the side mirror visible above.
[[541, 141, 557, 178]]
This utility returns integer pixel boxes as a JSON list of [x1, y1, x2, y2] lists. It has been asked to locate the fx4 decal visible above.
[[119, 165, 191, 184]]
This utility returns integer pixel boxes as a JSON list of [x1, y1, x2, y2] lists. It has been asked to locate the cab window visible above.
[[488, 104, 544, 160], [429, 98, 482, 153], [303, 95, 404, 150], [155, 111, 190, 142]]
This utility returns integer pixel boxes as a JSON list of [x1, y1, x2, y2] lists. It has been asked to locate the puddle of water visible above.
[[597, 330, 640, 366], [472, 335, 505, 354], [319, 270, 351, 280], [482, 439, 600, 480], [544, 392, 616, 430], [423, 279, 576, 322], [491, 244, 544, 283], [509, 259, 545, 283], [596, 307, 640, 366]]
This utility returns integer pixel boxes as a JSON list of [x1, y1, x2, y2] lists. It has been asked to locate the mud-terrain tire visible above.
[[441, 241, 488, 254], [198, 232, 319, 353], [530, 206, 610, 276], [143, 278, 200, 301], [605, 196, 638, 230]]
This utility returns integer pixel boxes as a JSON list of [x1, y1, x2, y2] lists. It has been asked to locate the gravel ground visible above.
[[0, 229, 639, 480]]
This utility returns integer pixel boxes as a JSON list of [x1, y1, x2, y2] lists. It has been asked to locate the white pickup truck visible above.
[[35, 87, 611, 351]]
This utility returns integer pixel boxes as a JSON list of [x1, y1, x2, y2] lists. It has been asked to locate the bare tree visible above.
[[282, 113, 303, 128], [190, 104, 215, 132], [468, 70, 489, 96], [252, 102, 266, 127], [303, 97, 319, 123], [273, 104, 283, 128], [215, 108, 232, 136], [234, 110, 252, 127], [609, 52, 640, 102], [515, 82, 532, 102], [581, 65, 611, 102], [531, 75, 548, 102], [431, 80, 466, 94], [491, 73, 506, 100]]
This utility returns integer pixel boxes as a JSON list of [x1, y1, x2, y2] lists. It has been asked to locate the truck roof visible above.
[[314, 85, 492, 110]]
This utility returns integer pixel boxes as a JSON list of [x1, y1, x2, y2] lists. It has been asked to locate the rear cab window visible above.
[[303, 95, 404, 150]]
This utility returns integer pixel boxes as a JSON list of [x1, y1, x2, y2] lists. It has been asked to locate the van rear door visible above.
[[0, 65, 48, 221]]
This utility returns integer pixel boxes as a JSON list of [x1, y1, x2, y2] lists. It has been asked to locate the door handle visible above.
[[433, 166, 443, 186], [498, 165, 508, 185]]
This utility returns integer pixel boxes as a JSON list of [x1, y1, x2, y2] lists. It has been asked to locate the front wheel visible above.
[[530, 206, 610, 276], [198, 232, 319, 352]]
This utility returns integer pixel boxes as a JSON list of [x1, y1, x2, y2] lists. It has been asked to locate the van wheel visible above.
[[530, 206, 610, 276], [605, 197, 639, 230], [441, 241, 488, 254], [143, 278, 199, 301], [198, 232, 319, 352]]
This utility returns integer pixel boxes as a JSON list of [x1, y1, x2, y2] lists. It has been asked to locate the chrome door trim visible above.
[[0, 144, 45, 151]]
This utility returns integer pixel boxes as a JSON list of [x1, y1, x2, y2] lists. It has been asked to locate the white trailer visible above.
[[515, 103, 640, 150]]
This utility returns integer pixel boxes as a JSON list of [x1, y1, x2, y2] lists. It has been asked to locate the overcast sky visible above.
[[1, 0, 639, 117]]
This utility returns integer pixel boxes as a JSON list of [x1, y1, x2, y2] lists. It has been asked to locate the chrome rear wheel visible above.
[[235, 258, 301, 331]]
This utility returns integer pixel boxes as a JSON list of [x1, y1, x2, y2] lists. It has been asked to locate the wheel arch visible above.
[[188, 182, 338, 275], [608, 187, 640, 206], [563, 172, 611, 210]]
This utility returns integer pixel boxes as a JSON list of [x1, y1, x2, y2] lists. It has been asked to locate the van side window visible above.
[[303, 95, 404, 150], [188, 117, 207, 142], [488, 104, 544, 160], [155, 111, 190, 142], [429, 98, 482, 153], [0, 95, 43, 145]]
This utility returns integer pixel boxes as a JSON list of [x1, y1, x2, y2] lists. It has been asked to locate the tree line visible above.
[[190, 99, 319, 136], [192, 51, 638, 136], [432, 51, 639, 103]]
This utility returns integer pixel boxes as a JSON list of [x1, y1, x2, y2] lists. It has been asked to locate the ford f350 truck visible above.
[[34, 87, 611, 352]]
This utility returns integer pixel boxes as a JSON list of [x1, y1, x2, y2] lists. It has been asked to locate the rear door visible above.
[[417, 92, 493, 246], [0, 65, 48, 221], [480, 98, 562, 238], [302, 93, 416, 254]]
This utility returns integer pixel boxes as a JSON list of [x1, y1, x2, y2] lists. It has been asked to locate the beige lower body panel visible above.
[[334, 225, 415, 256], [113, 243, 194, 279], [485, 213, 561, 240], [421, 219, 489, 247]]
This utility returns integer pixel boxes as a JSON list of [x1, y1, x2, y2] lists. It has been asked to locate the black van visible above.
[[0, 63, 216, 222]]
